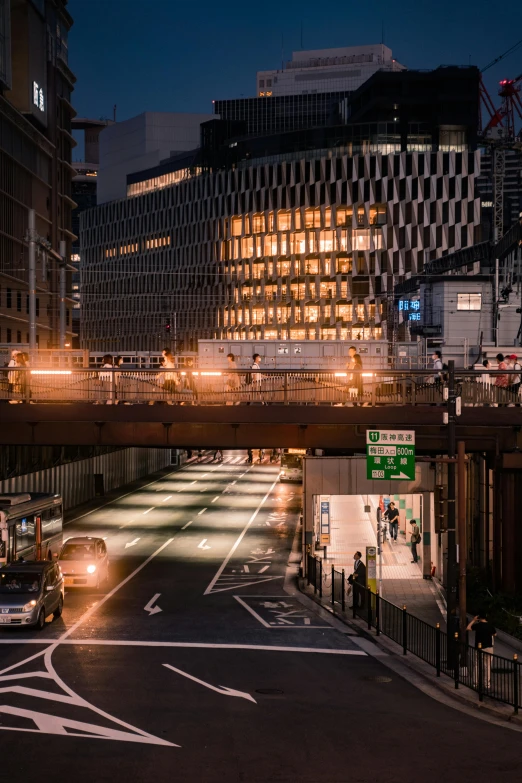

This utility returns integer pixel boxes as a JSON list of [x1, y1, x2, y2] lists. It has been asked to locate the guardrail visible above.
[[2, 368, 522, 406], [306, 554, 521, 713]]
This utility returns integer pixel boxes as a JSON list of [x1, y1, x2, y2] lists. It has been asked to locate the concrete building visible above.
[[0, 0, 76, 350], [97, 111, 215, 204], [257, 44, 405, 97]]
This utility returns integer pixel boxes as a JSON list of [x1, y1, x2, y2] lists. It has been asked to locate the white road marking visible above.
[[190, 481, 197, 485], [211, 496, 219, 503], [258, 565, 270, 573], [144, 593, 162, 616], [119, 519, 135, 529], [181, 521, 193, 530], [125, 538, 141, 549], [201, 474, 208, 478], [163, 664, 256, 704], [243, 565, 250, 573], [64, 465, 187, 527], [198, 508, 207, 516], [162, 496, 172, 502], [265, 521, 271, 526], [197, 539, 211, 550], [0, 639, 367, 655], [233, 596, 333, 630], [230, 481, 237, 485], [204, 480, 278, 595], [143, 507, 154, 515]]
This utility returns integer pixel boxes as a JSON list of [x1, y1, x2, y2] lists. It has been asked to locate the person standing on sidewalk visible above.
[[384, 501, 400, 542], [410, 520, 421, 563], [348, 551, 366, 609], [466, 613, 497, 689]]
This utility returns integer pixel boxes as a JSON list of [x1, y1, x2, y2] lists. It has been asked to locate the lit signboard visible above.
[[398, 299, 421, 321], [33, 81, 45, 112]]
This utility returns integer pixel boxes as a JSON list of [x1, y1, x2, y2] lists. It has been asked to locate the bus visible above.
[[0, 493, 63, 566], [279, 449, 306, 483]]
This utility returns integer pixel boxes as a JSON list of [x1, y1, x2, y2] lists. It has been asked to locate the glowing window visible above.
[[265, 234, 278, 256], [336, 304, 353, 320], [319, 230, 334, 253], [336, 256, 352, 274], [336, 207, 353, 226], [241, 237, 253, 258], [290, 232, 306, 254], [305, 258, 320, 275], [277, 211, 292, 231], [304, 208, 321, 229], [252, 214, 265, 233], [231, 217, 242, 237]]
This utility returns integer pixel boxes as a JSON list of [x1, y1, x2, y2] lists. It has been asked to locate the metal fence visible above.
[[2, 367, 522, 406], [306, 554, 521, 713]]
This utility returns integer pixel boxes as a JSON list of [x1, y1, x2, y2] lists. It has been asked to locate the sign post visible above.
[[366, 430, 416, 481], [366, 546, 377, 594], [320, 496, 330, 545]]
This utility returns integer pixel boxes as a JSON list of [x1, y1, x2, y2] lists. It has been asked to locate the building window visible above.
[[17, 330, 21, 343], [7, 288, 11, 308], [277, 211, 292, 231], [336, 304, 353, 321], [304, 208, 321, 229], [457, 293, 482, 310], [369, 204, 387, 225], [290, 232, 306, 254], [17, 292, 22, 312], [276, 259, 291, 277], [264, 235, 278, 256], [304, 258, 320, 275], [336, 207, 353, 227], [36, 298, 39, 317], [319, 230, 334, 253], [305, 306, 319, 323], [26, 295, 29, 314], [336, 255, 352, 274], [241, 237, 253, 258], [231, 217, 242, 237], [252, 213, 265, 234]]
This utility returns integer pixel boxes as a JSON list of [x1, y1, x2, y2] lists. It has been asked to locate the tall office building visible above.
[[0, 0, 76, 349], [80, 52, 481, 352]]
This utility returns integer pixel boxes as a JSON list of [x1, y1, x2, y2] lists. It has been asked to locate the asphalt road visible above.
[[0, 451, 520, 782]]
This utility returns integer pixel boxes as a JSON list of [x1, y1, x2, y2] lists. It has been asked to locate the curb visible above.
[[298, 578, 522, 727]]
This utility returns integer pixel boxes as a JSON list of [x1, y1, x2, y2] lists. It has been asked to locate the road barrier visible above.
[[306, 553, 521, 713], [2, 368, 521, 406]]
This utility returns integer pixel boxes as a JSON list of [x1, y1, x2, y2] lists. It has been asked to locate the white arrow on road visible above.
[[163, 664, 256, 703], [125, 537, 141, 549], [144, 593, 162, 616], [389, 472, 411, 480], [197, 539, 211, 550]]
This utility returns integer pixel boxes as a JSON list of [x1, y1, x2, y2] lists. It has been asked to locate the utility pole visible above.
[[28, 209, 37, 355], [446, 360, 458, 663], [59, 240, 67, 349], [457, 441, 467, 642]]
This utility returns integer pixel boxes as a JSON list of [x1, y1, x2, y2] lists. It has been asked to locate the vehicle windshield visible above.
[[0, 572, 41, 593], [59, 543, 96, 560], [281, 455, 302, 469]]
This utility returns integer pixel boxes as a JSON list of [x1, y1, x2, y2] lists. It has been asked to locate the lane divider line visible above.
[[211, 496, 219, 503], [203, 479, 278, 595], [198, 508, 207, 516], [181, 521, 193, 530], [162, 496, 172, 502], [143, 507, 155, 515]]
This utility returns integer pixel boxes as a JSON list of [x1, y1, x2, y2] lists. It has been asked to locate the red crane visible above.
[[480, 38, 522, 138]]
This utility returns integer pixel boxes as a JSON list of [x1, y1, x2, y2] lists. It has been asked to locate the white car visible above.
[[58, 536, 109, 590]]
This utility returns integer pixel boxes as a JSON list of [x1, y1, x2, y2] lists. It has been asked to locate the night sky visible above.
[[69, 0, 522, 159]]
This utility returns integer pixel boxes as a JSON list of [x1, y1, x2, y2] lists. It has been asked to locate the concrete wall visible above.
[[97, 112, 214, 203], [0, 447, 171, 511]]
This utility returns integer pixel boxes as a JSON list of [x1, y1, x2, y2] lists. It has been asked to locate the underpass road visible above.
[[0, 451, 521, 782]]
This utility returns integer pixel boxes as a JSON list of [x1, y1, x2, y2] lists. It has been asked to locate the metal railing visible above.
[[306, 553, 521, 713], [2, 367, 522, 406]]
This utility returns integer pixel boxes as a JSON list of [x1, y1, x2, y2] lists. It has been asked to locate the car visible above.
[[0, 561, 64, 630], [58, 536, 109, 590]]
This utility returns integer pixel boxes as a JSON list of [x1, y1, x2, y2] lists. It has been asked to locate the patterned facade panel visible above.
[[80, 150, 481, 351]]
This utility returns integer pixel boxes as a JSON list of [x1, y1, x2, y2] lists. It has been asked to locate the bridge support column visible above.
[[493, 462, 522, 594]]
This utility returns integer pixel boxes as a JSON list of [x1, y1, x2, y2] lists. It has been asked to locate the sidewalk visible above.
[[316, 494, 445, 627], [312, 493, 522, 658]]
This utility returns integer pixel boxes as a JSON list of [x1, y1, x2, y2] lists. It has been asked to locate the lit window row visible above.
[[127, 167, 202, 197], [226, 206, 386, 237], [145, 236, 171, 249], [223, 254, 376, 277], [104, 243, 139, 258], [224, 303, 381, 326], [220, 229, 382, 260]]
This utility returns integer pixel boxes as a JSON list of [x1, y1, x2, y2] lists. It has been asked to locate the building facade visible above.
[[81, 147, 481, 351], [0, 0, 76, 350], [256, 44, 405, 97]]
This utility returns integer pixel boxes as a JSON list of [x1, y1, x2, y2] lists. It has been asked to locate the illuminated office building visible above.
[[80, 65, 481, 351]]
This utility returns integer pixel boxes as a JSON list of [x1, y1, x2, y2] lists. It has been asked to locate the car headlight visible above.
[[22, 600, 37, 612], [86, 564, 97, 574]]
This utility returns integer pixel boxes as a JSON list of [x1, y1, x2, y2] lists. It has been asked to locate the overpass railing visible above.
[[1, 368, 521, 406]]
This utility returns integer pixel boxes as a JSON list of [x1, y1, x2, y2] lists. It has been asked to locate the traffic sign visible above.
[[366, 430, 416, 481]]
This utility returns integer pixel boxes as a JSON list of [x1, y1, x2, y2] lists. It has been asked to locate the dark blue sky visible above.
[[69, 0, 522, 158]]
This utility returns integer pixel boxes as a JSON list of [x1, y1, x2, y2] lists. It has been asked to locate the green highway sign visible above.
[[366, 430, 416, 481]]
